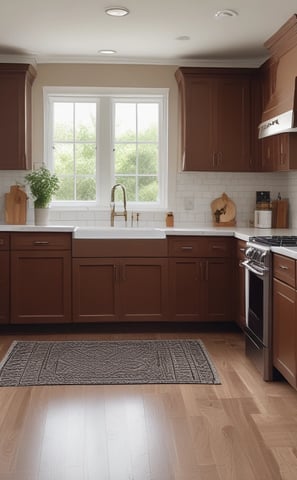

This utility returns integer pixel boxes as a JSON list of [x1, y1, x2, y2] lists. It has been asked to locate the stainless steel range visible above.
[[242, 235, 297, 381]]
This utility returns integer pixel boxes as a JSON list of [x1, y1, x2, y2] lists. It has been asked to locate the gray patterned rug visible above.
[[0, 339, 220, 387]]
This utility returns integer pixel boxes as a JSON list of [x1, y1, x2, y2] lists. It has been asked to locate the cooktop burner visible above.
[[250, 236, 297, 247]]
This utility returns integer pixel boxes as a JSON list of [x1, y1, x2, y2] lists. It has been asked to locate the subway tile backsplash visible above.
[[1, 169, 297, 228]]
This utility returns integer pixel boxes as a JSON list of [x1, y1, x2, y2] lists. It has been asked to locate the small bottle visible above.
[[166, 211, 174, 227]]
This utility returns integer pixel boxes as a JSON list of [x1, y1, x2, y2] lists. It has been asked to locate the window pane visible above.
[[115, 176, 136, 202], [76, 177, 96, 201], [138, 104, 158, 141], [55, 176, 74, 200], [76, 144, 96, 175], [138, 144, 158, 174], [75, 103, 96, 141], [54, 144, 74, 175], [114, 144, 136, 174], [139, 176, 158, 202], [53, 103, 74, 141], [115, 103, 136, 141]]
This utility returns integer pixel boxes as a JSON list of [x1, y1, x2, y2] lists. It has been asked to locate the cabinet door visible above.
[[0, 64, 36, 170], [0, 251, 9, 324], [260, 136, 274, 171], [181, 76, 215, 171], [119, 258, 168, 322], [205, 258, 233, 322], [176, 68, 253, 172], [169, 258, 204, 322], [72, 258, 120, 323], [11, 251, 71, 324], [216, 77, 251, 171], [273, 278, 297, 388]]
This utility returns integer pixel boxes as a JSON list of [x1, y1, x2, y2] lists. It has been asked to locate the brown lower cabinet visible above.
[[72, 239, 169, 323], [168, 236, 233, 322], [273, 253, 297, 389], [0, 233, 10, 324], [10, 233, 72, 324], [72, 257, 168, 322]]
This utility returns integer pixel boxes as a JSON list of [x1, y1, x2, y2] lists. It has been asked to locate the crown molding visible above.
[[0, 53, 268, 68]]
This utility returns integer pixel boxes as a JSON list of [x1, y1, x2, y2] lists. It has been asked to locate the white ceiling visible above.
[[0, 0, 296, 66]]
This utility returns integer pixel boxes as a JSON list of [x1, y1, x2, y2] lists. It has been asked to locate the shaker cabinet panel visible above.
[[72, 258, 119, 323], [169, 258, 204, 322], [175, 67, 253, 172], [273, 278, 297, 389], [0, 64, 36, 170], [73, 257, 168, 323], [11, 250, 72, 324]]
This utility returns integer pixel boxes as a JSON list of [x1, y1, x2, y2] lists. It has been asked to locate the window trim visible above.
[[43, 86, 168, 210]]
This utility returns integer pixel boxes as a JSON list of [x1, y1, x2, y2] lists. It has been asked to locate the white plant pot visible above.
[[34, 208, 50, 226]]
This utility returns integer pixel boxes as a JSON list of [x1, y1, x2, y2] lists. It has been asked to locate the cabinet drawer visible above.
[[200, 237, 232, 257], [168, 236, 232, 257], [236, 239, 247, 260], [273, 254, 295, 287], [168, 237, 201, 257], [11, 233, 72, 251], [0, 233, 9, 250]]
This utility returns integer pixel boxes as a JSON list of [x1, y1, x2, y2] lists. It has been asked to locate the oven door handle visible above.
[[242, 260, 266, 277]]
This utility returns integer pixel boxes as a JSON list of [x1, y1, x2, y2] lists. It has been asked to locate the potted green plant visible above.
[[25, 166, 59, 225]]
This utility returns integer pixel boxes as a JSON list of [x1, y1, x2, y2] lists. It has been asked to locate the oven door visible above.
[[242, 259, 272, 381]]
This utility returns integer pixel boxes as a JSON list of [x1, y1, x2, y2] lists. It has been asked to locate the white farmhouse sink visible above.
[[74, 226, 166, 239]]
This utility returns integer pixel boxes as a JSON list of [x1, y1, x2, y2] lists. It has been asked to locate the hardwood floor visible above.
[[0, 326, 297, 479]]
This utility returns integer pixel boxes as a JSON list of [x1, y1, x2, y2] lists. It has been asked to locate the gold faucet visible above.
[[110, 183, 128, 227]]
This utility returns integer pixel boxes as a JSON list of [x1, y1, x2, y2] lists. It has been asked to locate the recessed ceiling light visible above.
[[98, 49, 117, 55], [215, 9, 238, 18], [105, 6, 129, 17], [176, 35, 190, 41]]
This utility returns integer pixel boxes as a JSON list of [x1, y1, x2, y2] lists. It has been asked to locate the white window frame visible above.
[[43, 86, 168, 210]]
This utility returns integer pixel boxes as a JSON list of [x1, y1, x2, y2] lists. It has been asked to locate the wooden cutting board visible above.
[[5, 185, 27, 225], [211, 192, 236, 226], [271, 199, 289, 228]]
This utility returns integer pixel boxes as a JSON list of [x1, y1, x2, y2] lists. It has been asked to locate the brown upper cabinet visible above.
[[260, 133, 297, 171], [0, 63, 36, 170], [175, 67, 258, 172]]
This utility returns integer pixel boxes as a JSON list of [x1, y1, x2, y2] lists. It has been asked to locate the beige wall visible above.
[[31, 63, 180, 210]]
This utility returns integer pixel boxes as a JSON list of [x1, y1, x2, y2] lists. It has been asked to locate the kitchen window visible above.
[[44, 87, 168, 209]]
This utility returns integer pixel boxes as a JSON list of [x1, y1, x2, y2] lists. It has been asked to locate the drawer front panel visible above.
[[11, 233, 72, 250], [168, 236, 232, 257], [273, 254, 295, 287]]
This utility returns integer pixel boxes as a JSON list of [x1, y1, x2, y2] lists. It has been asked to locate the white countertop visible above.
[[271, 246, 297, 260], [2, 224, 297, 259], [0, 225, 75, 232]]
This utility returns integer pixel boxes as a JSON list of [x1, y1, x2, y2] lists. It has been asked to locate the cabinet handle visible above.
[[239, 248, 245, 252], [279, 265, 288, 270], [212, 152, 217, 168], [121, 264, 126, 282], [114, 264, 120, 282], [211, 245, 225, 250], [181, 246, 193, 251], [200, 261, 204, 280], [205, 261, 208, 281], [217, 151, 223, 167], [33, 241, 49, 246]]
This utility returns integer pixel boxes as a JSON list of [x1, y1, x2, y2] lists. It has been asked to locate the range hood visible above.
[[258, 109, 297, 138]]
